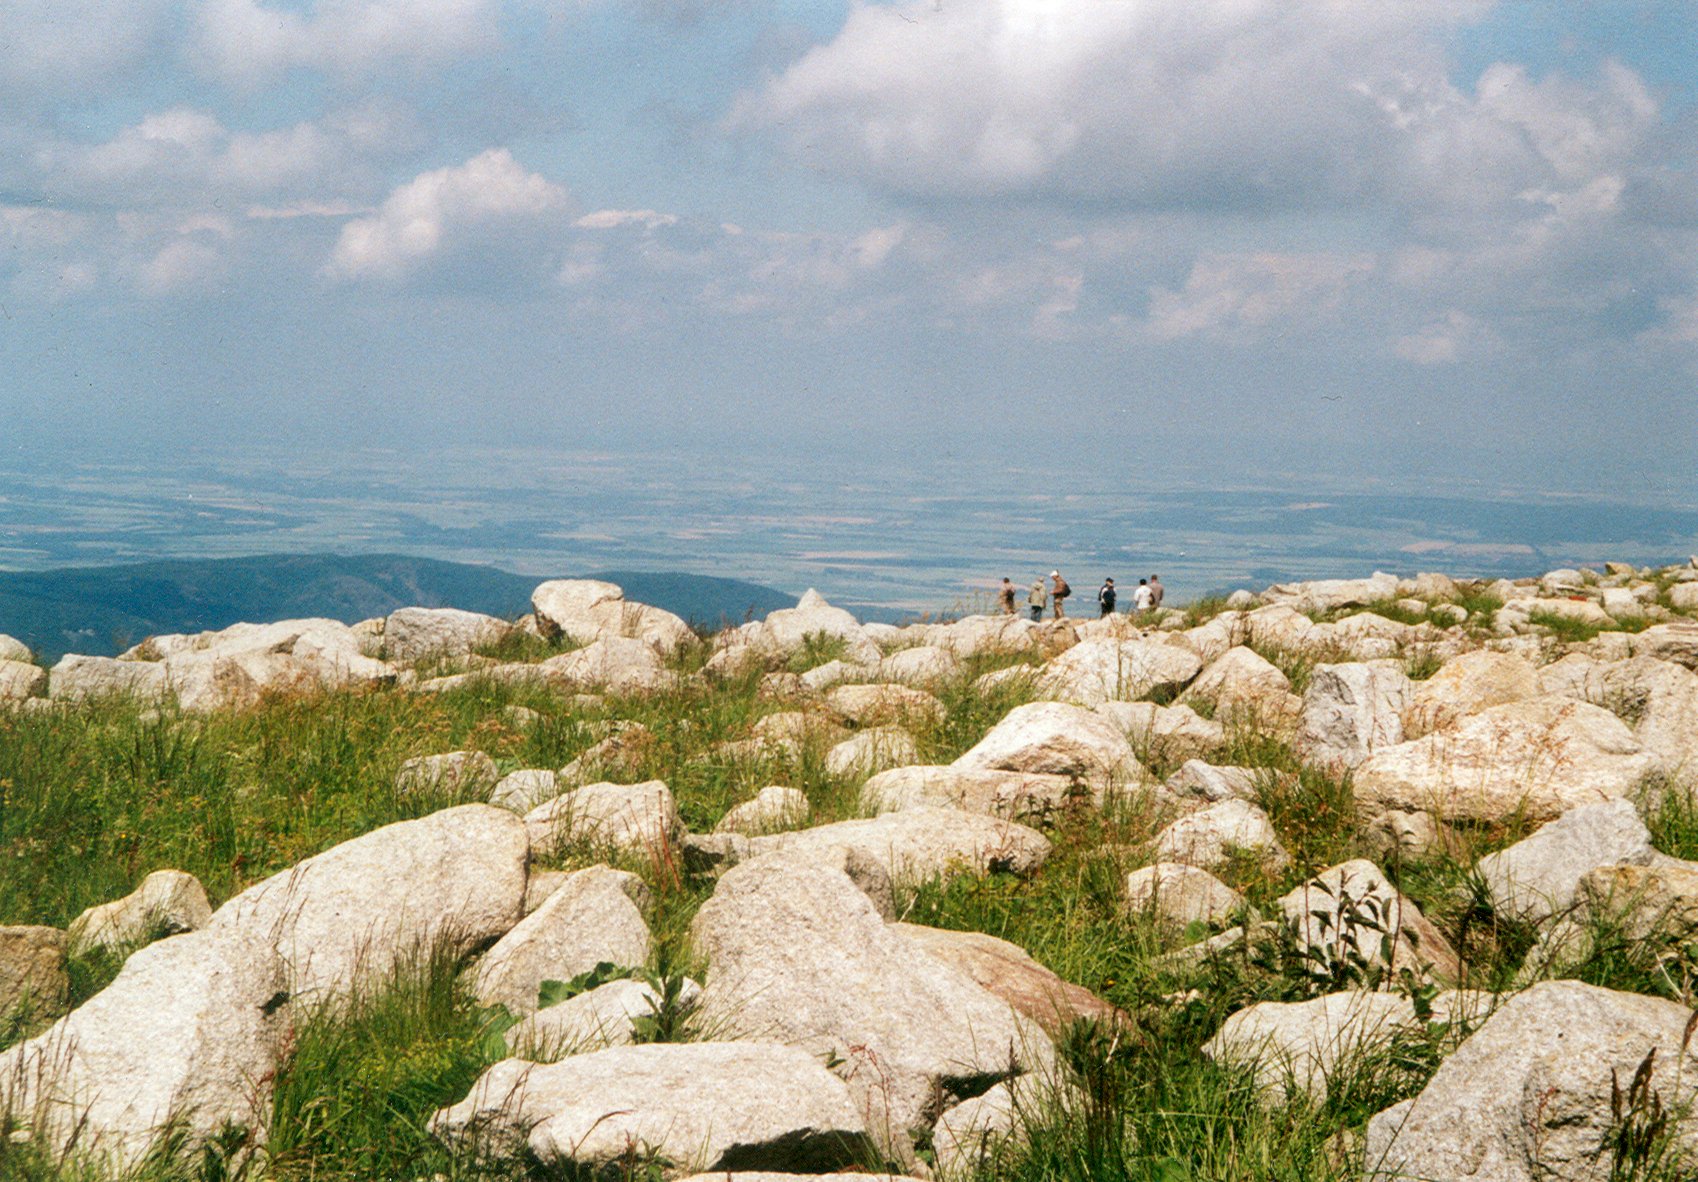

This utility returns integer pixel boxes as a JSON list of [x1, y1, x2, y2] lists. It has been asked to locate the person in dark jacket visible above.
[[1098, 578, 1117, 617]]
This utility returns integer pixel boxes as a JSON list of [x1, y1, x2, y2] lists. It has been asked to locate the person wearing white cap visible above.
[[1049, 570, 1071, 619], [1027, 577, 1047, 621]]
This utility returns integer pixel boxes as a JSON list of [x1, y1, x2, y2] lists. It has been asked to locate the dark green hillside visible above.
[[0, 555, 796, 661]]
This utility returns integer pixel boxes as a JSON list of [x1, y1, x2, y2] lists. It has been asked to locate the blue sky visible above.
[[2, 0, 1695, 499]]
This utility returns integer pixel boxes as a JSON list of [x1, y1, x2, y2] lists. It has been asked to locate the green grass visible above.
[[1525, 609, 1650, 645], [9, 598, 1698, 1181]]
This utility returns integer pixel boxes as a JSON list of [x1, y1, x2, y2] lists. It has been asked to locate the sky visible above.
[[2, 0, 1696, 501]]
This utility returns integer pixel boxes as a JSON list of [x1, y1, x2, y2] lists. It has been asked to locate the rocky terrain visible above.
[[3, 562, 1698, 1181]]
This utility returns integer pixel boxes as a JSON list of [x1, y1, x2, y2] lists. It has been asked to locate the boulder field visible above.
[[5, 559, 1698, 1179]]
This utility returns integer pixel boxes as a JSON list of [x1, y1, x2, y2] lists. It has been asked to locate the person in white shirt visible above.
[[1133, 578, 1154, 613]]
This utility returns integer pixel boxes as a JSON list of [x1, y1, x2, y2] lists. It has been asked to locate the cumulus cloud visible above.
[[194, 0, 499, 85], [1146, 252, 1375, 342], [324, 148, 571, 281]]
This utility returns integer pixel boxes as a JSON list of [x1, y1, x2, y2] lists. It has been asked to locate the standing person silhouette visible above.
[[1097, 577, 1117, 617], [1027, 578, 1047, 621], [999, 577, 1017, 615], [1050, 570, 1071, 619], [1149, 574, 1165, 610]]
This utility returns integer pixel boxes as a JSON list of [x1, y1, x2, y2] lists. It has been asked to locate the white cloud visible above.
[[0, 1, 172, 100], [194, 0, 499, 85], [1146, 252, 1374, 342], [1394, 310, 1490, 365], [324, 148, 571, 281], [575, 209, 680, 230]]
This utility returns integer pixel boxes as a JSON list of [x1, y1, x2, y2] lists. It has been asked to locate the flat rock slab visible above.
[[526, 780, 681, 858], [893, 923, 1124, 1037], [859, 765, 1082, 821], [745, 806, 1052, 881], [432, 1042, 876, 1176], [1036, 637, 1202, 707], [954, 701, 1142, 787]]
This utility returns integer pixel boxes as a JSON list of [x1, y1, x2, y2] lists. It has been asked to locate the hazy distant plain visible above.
[[5, 447, 1695, 614]]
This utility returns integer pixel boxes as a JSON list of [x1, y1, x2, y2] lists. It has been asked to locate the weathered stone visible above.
[[504, 976, 700, 1059], [931, 614, 1041, 659], [1261, 572, 1400, 613], [825, 682, 946, 726], [715, 785, 810, 835], [0, 925, 69, 1023], [1630, 621, 1698, 669], [690, 857, 1049, 1155], [395, 750, 498, 799], [681, 832, 753, 875], [1403, 650, 1540, 737], [0, 929, 288, 1171], [1037, 637, 1202, 707], [0, 633, 31, 662], [1095, 700, 1225, 762], [824, 727, 919, 777], [878, 644, 960, 686], [954, 701, 1142, 788], [523, 870, 570, 915], [1162, 760, 1260, 803], [67, 869, 212, 957], [894, 923, 1122, 1036], [1297, 661, 1411, 767], [933, 1076, 1060, 1179], [798, 659, 868, 691], [860, 765, 1082, 821], [383, 606, 509, 664], [1153, 800, 1289, 873], [48, 654, 169, 704], [1183, 646, 1293, 718], [432, 1042, 876, 1175], [1365, 981, 1698, 1182], [1574, 860, 1698, 942], [536, 636, 678, 695], [207, 804, 527, 1001], [558, 721, 657, 784], [531, 579, 693, 653], [1477, 798, 1656, 925], [1354, 697, 1657, 824], [472, 866, 650, 1015], [1601, 656, 1698, 775], [136, 618, 392, 712], [1363, 809, 1444, 859], [746, 806, 1051, 881], [526, 780, 681, 858], [1206, 991, 1417, 1105], [740, 589, 882, 667], [1279, 860, 1461, 983], [0, 659, 47, 701], [1126, 862, 1244, 928], [489, 768, 560, 813]]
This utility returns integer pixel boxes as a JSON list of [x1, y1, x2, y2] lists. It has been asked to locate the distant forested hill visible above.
[[0, 555, 798, 661]]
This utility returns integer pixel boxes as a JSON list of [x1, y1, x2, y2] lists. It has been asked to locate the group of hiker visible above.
[[997, 572, 1163, 620]]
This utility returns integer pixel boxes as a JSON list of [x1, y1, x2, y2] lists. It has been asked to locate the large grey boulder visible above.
[[0, 659, 47, 701], [825, 682, 946, 726], [932, 1075, 1060, 1179], [878, 644, 960, 686], [823, 726, 919, 777], [1261, 572, 1400, 613], [690, 857, 1050, 1155], [383, 606, 510, 664], [489, 768, 560, 814], [431, 1042, 876, 1175], [1036, 637, 1202, 707], [893, 923, 1123, 1037], [1365, 981, 1698, 1181], [0, 929, 288, 1172], [0, 925, 69, 1023], [860, 765, 1082, 821], [395, 750, 499, 799], [67, 869, 212, 957], [954, 701, 1142, 788], [526, 780, 681, 858], [746, 806, 1052, 882], [472, 866, 651, 1016], [1153, 800, 1290, 874], [738, 589, 882, 667], [1403, 649, 1540, 737], [1182, 646, 1293, 719], [1162, 760, 1260, 804], [1095, 700, 1225, 762], [1629, 621, 1698, 669], [531, 578, 693, 653], [1601, 656, 1698, 775], [535, 636, 678, 695], [1278, 860, 1461, 983], [48, 655, 169, 704], [0, 633, 31, 662], [1204, 991, 1418, 1105], [1477, 798, 1656, 925], [715, 785, 810, 836], [1126, 863, 1244, 928], [1296, 661, 1411, 768], [207, 804, 527, 1001], [132, 618, 392, 713], [930, 614, 1040, 659], [503, 975, 701, 1059], [1354, 697, 1656, 824]]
